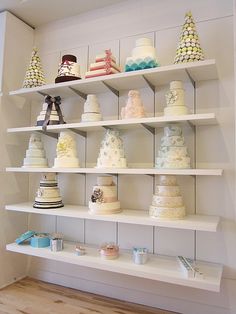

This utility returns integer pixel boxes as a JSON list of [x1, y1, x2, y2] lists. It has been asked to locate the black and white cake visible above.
[[33, 173, 64, 209]]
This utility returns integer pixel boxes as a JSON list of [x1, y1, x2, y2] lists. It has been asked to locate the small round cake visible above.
[[99, 243, 119, 260]]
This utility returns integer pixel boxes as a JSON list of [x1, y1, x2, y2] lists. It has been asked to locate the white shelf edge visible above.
[[5, 203, 220, 232], [9, 59, 217, 97], [6, 242, 222, 292], [5, 167, 223, 176], [7, 113, 217, 134]]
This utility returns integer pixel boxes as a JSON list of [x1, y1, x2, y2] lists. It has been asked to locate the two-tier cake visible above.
[[89, 176, 121, 214], [149, 175, 186, 219], [55, 55, 81, 83], [96, 129, 127, 168], [34, 173, 64, 209], [121, 90, 146, 119], [53, 131, 80, 168], [81, 94, 102, 122], [125, 38, 160, 72], [22, 133, 48, 167], [85, 49, 121, 78], [156, 124, 191, 169], [164, 81, 188, 116]]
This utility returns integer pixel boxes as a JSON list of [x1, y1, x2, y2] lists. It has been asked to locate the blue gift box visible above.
[[15, 230, 36, 244], [30, 233, 50, 248]]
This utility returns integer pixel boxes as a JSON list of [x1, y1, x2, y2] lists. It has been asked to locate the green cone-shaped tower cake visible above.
[[174, 12, 204, 64], [23, 47, 46, 88]]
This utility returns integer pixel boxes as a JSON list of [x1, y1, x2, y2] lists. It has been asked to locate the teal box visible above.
[[30, 233, 50, 248]]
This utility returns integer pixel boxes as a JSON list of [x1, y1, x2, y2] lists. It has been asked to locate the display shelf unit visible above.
[[9, 59, 217, 100], [6, 242, 222, 292], [5, 203, 220, 232], [6, 167, 223, 176], [7, 113, 217, 135]]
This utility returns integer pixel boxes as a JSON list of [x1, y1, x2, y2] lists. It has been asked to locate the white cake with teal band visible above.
[[125, 38, 160, 72], [149, 175, 186, 219], [156, 124, 190, 169]]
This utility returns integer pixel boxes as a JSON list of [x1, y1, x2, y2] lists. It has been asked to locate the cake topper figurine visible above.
[[174, 12, 204, 64]]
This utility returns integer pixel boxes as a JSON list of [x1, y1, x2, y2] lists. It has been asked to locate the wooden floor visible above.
[[0, 277, 177, 314]]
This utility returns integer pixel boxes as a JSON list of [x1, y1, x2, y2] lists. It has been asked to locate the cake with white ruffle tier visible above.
[[96, 129, 127, 168], [53, 131, 79, 168], [89, 176, 121, 215], [149, 175, 186, 219], [121, 90, 146, 119], [164, 81, 188, 116], [22, 133, 48, 167], [34, 173, 63, 209], [81, 94, 102, 122], [125, 38, 160, 72], [156, 124, 191, 169]]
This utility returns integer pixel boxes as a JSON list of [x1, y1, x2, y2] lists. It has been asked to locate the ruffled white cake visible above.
[[34, 173, 63, 209], [156, 124, 190, 169], [149, 175, 186, 219], [121, 90, 146, 119], [81, 94, 102, 122], [164, 81, 188, 116], [89, 176, 121, 214], [53, 131, 79, 168], [96, 129, 127, 168], [125, 38, 159, 72], [22, 133, 48, 167]]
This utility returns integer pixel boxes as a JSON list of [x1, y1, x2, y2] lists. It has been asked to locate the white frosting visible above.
[[92, 185, 117, 201], [149, 205, 185, 219], [89, 201, 121, 214], [164, 81, 188, 116], [36, 188, 60, 198], [158, 146, 188, 158], [164, 125, 182, 136], [23, 133, 48, 167], [97, 176, 113, 186], [161, 136, 185, 147], [81, 94, 102, 122], [152, 195, 184, 207], [121, 90, 146, 119], [89, 61, 120, 72], [81, 113, 102, 122], [155, 185, 181, 196], [85, 67, 119, 78], [53, 131, 79, 168], [158, 175, 177, 186], [57, 61, 80, 78], [156, 156, 191, 169], [132, 38, 157, 59], [164, 106, 188, 116]]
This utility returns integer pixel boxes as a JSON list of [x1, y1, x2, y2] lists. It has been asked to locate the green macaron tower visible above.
[[22, 47, 46, 88], [174, 12, 204, 64]]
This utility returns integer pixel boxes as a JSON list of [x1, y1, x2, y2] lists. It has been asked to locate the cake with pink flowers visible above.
[[85, 49, 121, 78], [121, 90, 146, 119]]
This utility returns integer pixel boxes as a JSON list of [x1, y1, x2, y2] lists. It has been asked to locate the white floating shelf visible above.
[[5, 203, 220, 232], [7, 113, 217, 134], [9, 59, 218, 100], [6, 242, 222, 292], [6, 167, 223, 176]]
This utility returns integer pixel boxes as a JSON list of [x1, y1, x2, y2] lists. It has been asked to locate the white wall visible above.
[[5, 1, 236, 313]]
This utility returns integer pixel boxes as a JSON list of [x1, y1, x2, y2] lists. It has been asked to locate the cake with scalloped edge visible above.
[[96, 129, 127, 168], [164, 81, 188, 116], [22, 133, 48, 167], [121, 90, 146, 119], [89, 176, 121, 215], [53, 131, 79, 168], [149, 175, 186, 219], [156, 124, 191, 169], [34, 173, 64, 209], [85, 49, 121, 78], [81, 94, 102, 122], [125, 38, 160, 72]]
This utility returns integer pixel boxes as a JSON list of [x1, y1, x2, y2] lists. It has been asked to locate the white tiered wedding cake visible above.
[[156, 124, 190, 169], [164, 81, 188, 116], [89, 176, 121, 214], [81, 94, 102, 122], [149, 175, 186, 219], [22, 133, 48, 167], [121, 90, 146, 119], [53, 131, 79, 168], [96, 129, 127, 168], [34, 173, 64, 209]]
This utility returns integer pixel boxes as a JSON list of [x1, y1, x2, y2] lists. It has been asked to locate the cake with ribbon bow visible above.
[[121, 90, 146, 119], [53, 131, 80, 168], [55, 54, 81, 83], [164, 81, 188, 116], [36, 95, 66, 128], [89, 176, 121, 214], [125, 38, 160, 72], [85, 49, 121, 78], [34, 173, 64, 209], [22, 133, 48, 167]]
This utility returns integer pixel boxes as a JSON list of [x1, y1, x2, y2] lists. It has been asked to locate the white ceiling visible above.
[[0, 0, 125, 28]]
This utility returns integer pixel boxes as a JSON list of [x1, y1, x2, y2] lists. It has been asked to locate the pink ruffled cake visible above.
[[85, 49, 121, 78], [121, 90, 146, 119]]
